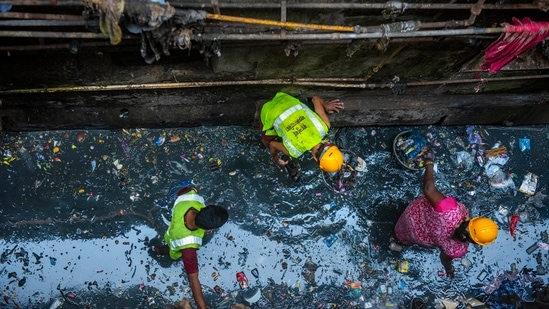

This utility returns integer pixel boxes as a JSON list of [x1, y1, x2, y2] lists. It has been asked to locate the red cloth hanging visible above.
[[481, 17, 549, 73]]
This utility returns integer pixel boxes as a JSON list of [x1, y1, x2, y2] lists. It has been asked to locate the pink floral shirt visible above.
[[395, 196, 469, 259]]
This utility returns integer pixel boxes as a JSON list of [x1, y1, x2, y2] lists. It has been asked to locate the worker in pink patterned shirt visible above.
[[393, 149, 499, 278]]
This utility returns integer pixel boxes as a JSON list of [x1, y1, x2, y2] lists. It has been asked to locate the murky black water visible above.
[[1, 125, 548, 309]]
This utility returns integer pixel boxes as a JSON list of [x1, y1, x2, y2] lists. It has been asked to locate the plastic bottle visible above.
[[236, 271, 249, 289]]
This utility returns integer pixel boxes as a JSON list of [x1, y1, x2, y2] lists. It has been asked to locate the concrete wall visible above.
[[1, 87, 548, 131], [2, 34, 549, 131]]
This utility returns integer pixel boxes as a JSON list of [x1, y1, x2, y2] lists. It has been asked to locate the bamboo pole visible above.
[[1, 75, 548, 95], [205, 13, 356, 32]]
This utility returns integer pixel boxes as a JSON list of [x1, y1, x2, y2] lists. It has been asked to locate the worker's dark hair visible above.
[[195, 205, 229, 230], [314, 142, 332, 161], [453, 219, 472, 243]]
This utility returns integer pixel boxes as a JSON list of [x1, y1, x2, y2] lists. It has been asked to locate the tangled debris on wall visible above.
[[83, 0, 207, 63]]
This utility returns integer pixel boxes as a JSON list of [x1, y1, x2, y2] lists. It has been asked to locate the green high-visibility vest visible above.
[[164, 192, 205, 260], [260, 92, 328, 158]]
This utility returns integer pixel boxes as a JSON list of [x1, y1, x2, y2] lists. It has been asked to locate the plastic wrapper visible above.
[[519, 172, 538, 195]]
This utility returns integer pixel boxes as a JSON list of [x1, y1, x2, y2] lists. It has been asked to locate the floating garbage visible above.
[[456, 151, 474, 171], [348, 287, 362, 298], [466, 126, 483, 145], [389, 242, 403, 252], [236, 271, 249, 289], [477, 269, 489, 281], [321, 150, 361, 192], [461, 257, 473, 273], [48, 298, 64, 309], [393, 130, 428, 170], [1, 125, 547, 308], [209, 157, 221, 171], [519, 137, 531, 152], [519, 172, 538, 195], [76, 132, 86, 142], [528, 241, 545, 254], [354, 156, 367, 172], [509, 215, 520, 240], [113, 159, 123, 170], [324, 234, 338, 247], [397, 260, 408, 274], [243, 286, 261, 303]]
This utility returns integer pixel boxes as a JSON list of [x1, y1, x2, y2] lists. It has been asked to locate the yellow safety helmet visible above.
[[318, 143, 344, 173], [468, 217, 498, 246]]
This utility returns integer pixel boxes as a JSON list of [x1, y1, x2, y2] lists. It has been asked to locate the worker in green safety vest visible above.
[[155, 186, 229, 309], [259, 92, 345, 181]]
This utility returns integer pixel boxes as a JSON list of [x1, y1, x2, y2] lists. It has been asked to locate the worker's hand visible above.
[[275, 154, 290, 166], [276, 157, 289, 166], [323, 99, 344, 114], [422, 148, 435, 163]]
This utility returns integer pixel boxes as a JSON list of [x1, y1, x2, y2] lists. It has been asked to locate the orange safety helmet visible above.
[[468, 217, 498, 246], [318, 143, 344, 173]]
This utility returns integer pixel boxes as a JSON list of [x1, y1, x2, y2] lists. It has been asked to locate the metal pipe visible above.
[[293, 75, 549, 87], [0, 35, 490, 52], [0, 19, 91, 26], [170, 1, 538, 10], [0, 0, 538, 10], [1, 75, 548, 95], [204, 4, 488, 34], [0, 30, 134, 39], [0, 0, 82, 5], [0, 40, 138, 51], [465, 0, 485, 26], [196, 27, 506, 41], [0, 12, 84, 20]]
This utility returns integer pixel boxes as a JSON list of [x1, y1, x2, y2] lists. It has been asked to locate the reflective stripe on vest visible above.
[[273, 103, 327, 157], [172, 194, 205, 216], [167, 233, 202, 249]]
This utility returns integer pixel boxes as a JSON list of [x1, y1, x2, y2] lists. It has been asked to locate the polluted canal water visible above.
[[0, 125, 548, 309]]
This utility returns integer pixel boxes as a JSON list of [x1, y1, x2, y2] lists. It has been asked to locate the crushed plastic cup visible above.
[[251, 268, 259, 278], [243, 286, 261, 303], [389, 242, 403, 252]]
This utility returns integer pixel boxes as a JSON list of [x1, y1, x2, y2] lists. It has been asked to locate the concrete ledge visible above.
[[1, 89, 548, 131]]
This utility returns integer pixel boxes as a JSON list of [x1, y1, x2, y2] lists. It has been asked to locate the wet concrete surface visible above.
[[0, 125, 548, 309]]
